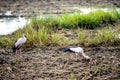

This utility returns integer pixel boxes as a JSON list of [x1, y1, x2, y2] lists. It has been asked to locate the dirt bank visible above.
[[0, 0, 120, 17], [0, 47, 119, 80]]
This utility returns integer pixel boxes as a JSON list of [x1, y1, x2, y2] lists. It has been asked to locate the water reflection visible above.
[[0, 16, 27, 35], [4, 11, 12, 16]]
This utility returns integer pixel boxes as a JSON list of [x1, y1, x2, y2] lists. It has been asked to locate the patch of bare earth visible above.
[[0, 46, 119, 80]]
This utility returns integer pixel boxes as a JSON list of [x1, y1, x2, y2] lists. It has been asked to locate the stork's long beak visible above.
[[82, 52, 90, 59], [25, 35, 27, 38]]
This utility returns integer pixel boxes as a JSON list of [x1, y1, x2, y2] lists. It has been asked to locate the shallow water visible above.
[[0, 8, 120, 35], [0, 16, 27, 35]]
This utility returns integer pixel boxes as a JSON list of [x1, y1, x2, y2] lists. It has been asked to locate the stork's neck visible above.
[[22, 34, 26, 38], [22, 35, 27, 38]]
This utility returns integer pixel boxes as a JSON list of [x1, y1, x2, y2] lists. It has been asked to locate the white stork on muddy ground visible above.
[[12, 33, 27, 58], [64, 47, 90, 60]]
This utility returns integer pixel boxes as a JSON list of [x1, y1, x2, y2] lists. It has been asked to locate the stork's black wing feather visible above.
[[12, 45, 16, 53], [64, 48, 73, 52]]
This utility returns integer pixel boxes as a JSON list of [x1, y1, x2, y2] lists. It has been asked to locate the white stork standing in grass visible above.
[[64, 47, 90, 60], [12, 34, 27, 58]]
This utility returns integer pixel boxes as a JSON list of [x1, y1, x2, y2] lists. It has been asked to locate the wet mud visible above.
[[0, 47, 119, 80], [0, 0, 120, 17]]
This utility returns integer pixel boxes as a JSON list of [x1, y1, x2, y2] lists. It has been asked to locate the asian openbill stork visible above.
[[64, 47, 90, 60], [12, 34, 27, 58]]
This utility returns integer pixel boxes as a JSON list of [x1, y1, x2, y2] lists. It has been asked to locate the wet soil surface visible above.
[[0, 47, 120, 80], [0, 0, 120, 17]]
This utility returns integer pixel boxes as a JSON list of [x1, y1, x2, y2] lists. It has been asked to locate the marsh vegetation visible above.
[[0, 9, 120, 48]]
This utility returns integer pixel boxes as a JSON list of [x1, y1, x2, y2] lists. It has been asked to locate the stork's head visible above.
[[22, 33, 27, 38]]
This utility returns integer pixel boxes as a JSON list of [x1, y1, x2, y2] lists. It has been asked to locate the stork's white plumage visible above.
[[64, 47, 90, 59], [13, 34, 27, 57], [70, 47, 84, 53]]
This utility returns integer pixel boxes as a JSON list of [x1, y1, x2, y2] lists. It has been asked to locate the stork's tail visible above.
[[12, 45, 16, 53], [64, 48, 72, 52]]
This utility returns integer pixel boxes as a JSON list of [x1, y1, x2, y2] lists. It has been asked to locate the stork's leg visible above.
[[20, 48, 21, 54], [14, 50, 17, 59], [15, 50, 17, 54], [20, 48, 24, 59], [75, 53, 78, 56], [75, 53, 78, 59], [20, 48, 22, 58]]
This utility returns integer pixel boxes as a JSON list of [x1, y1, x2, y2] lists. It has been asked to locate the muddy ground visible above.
[[0, 0, 120, 80], [0, 0, 120, 17], [0, 46, 120, 80]]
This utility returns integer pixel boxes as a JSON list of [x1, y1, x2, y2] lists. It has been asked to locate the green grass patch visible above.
[[0, 9, 120, 48], [77, 27, 120, 47], [29, 9, 120, 29], [0, 25, 120, 48]]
